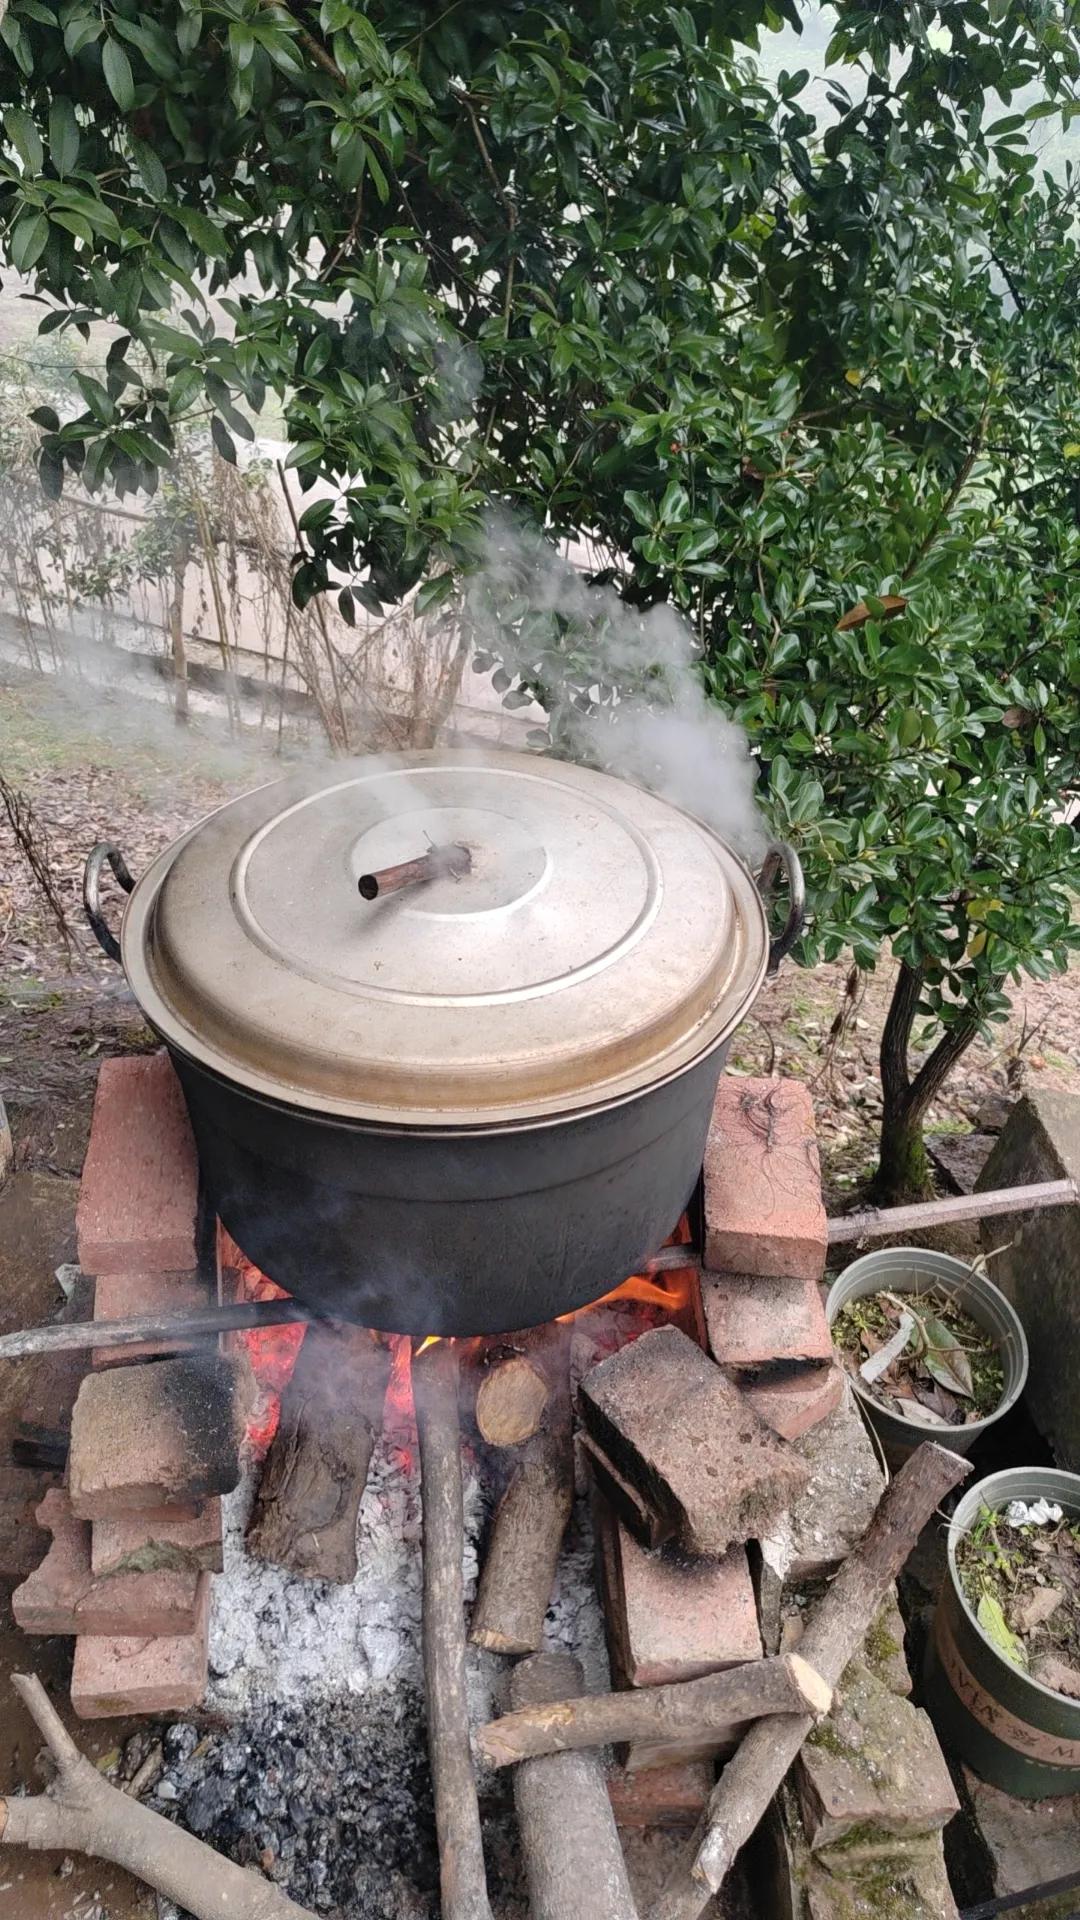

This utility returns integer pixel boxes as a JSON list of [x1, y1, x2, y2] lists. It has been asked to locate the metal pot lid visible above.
[[122, 748, 769, 1128]]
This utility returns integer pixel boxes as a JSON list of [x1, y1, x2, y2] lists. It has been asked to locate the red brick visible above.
[[76, 1051, 198, 1276], [740, 1363, 845, 1443], [12, 1490, 204, 1636], [91, 1499, 223, 1578], [92, 1267, 208, 1368], [71, 1576, 211, 1719], [702, 1269, 832, 1371], [595, 1498, 760, 1688], [68, 1355, 247, 1519], [703, 1079, 827, 1282], [607, 1759, 712, 1829]]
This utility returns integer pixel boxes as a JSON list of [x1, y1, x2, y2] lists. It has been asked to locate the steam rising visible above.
[[465, 515, 767, 863]]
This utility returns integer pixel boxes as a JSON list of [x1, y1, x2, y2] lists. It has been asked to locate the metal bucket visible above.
[[926, 1466, 1080, 1797], [825, 1247, 1028, 1461]]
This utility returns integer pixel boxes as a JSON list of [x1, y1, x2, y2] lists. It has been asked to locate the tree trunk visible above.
[[169, 541, 189, 725], [875, 960, 981, 1205]]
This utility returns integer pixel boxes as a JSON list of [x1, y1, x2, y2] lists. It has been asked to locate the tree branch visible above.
[[906, 1007, 982, 1117], [902, 402, 990, 581], [255, 0, 342, 81], [879, 958, 924, 1102], [2, 1675, 314, 1920]]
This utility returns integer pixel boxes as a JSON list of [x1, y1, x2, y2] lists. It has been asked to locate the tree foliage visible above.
[[2, 0, 1080, 1191]]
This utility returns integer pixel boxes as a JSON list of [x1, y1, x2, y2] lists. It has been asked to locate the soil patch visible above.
[[957, 1503, 1080, 1697], [832, 1287, 1005, 1427]]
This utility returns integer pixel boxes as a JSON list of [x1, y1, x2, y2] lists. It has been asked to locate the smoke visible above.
[[464, 514, 768, 863]]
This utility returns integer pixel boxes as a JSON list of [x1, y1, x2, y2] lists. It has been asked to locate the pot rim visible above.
[[945, 1465, 1080, 1709], [156, 1017, 735, 1138]]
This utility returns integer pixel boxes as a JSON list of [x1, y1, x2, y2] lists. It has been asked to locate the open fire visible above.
[[221, 1219, 700, 1454]]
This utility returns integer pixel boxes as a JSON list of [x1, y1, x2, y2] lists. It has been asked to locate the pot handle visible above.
[[758, 840, 805, 974], [83, 842, 135, 963]]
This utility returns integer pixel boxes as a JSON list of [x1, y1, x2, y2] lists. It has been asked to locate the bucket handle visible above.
[[83, 842, 135, 963], [758, 840, 805, 973]]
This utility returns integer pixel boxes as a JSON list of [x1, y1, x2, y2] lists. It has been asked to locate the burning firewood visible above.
[[510, 1652, 639, 1920], [470, 1324, 573, 1655], [648, 1441, 973, 1920], [413, 1337, 494, 1920], [475, 1653, 832, 1767], [246, 1326, 392, 1584], [474, 1348, 551, 1447], [0, 1673, 316, 1920]]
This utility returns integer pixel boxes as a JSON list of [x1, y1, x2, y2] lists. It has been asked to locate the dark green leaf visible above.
[[211, 415, 237, 464], [48, 99, 80, 176], [4, 107, 43, 173], [102, 38, 136, 112]]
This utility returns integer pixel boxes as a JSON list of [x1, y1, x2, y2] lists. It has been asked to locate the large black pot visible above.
[[84, 750, 801, 1334], [170, 1044, 726, 1335]]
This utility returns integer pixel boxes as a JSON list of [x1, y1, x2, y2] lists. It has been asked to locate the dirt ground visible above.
[[1, 660, 1078, 1917]]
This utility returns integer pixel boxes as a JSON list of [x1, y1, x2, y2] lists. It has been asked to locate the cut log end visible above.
[[786, 1653, 832, 1718], [475, 1355, 550, 1447]]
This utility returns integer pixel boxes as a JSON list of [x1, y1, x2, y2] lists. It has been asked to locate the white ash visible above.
[[144, 1306, 667, 1920]]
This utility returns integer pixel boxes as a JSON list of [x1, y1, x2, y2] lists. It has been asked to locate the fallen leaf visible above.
[[860, 1311, 916, 1385], [977, 1592, 1028, 1669], [898, 1399, 952, 1428], [1032, 1654, 1080, 1699], [1011, 1586, 1064, 1634], [911, 1378, 960, 1423], [918, 1309, 975, 1399]]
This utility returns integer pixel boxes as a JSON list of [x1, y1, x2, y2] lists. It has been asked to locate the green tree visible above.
[[2, 0, 1080, 1194]]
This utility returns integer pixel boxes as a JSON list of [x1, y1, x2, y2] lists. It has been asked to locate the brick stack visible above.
[[584, 1077, 843, 1826], [590, 1075, 961, 1906], [701, 1078, 842, 1439], [13, 1052, 229, 1719]]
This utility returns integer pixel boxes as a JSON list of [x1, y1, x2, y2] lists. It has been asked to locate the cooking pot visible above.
[[83, 749, 803, 1335]]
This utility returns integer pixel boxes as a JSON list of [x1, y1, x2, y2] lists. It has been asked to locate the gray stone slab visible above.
[[977, 1090, 1080, 1469]]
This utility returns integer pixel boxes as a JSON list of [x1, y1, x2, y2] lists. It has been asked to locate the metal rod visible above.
[[358, 842, 471, 901], [0, 1297, 323, 1362], [827, 1177, 1077, 1246], [959, 1865, 1080, 1919], [642, 1244, 702, 1273]]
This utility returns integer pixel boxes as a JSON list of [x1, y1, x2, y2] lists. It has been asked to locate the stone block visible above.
[[91, 1499, 223, 1577], [977, 1089, 1080, 1468], [806, 1836, 960, 1920], [703, 1078, 827, 1282], [759, 1384, 886, 1599], [702, 1268, 833, 1370], [76, 1051, 198, 1277], [594, 1496, 760, 1687], [771, 1781, 959, 1920], [961, 1766, 1080, 1897], [782, 1592, 911, 1701], [796, 1661, 958, 1852], [92, 1267, 208, 1367], [12, 1489, 205, 1636], [70, 1575, 211, 1718], [607, 1758, 712, 1830], [69, 1354, 247, 1519], [739, 1361, 845, 1443], [578, 1324, 809, 1557]]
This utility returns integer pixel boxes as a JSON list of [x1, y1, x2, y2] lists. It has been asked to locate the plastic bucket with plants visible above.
[[825, 1247, 1028, 1462], [926, 1466, 1080, 1797]]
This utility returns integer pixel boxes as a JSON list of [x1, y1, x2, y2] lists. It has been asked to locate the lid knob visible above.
[[357, 841, 472, 902]]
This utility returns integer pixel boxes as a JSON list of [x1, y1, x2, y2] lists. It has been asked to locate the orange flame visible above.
[[219, 1227, 307, 1452], [557, 1264, 696, 1322]]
